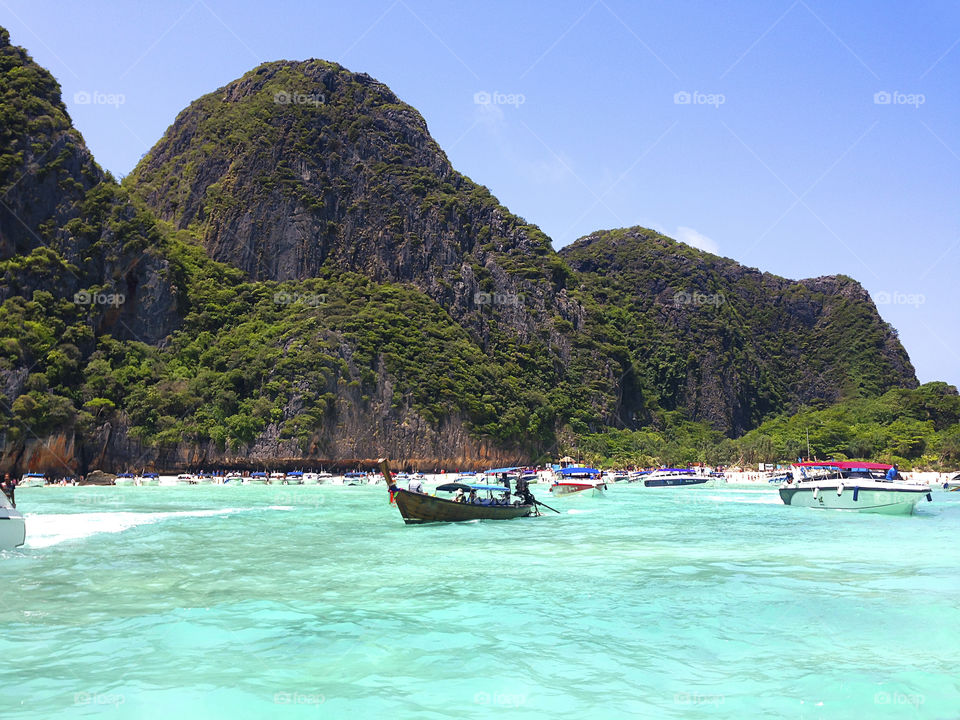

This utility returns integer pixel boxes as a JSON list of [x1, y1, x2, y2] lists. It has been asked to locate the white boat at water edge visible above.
[[0, 491, 25, 550], [18, 473, 47, 487], [549, 467, 607, 498], [282, 472, 304, 485], [779, 461, 932, 515], [244, 473, 269, 485], [174, 473, 196, 485], [113, 473, 138, 486]]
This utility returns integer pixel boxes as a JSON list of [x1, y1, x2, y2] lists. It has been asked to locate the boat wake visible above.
[[23, 508, 274, 548]]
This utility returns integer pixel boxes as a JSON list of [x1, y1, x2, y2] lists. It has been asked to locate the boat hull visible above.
[[550, 482, 606, 497], [392, 488, 534, 524], [643, 476, 711, 488], [779, 482, 930, 514], [0, 511, 26, 549]]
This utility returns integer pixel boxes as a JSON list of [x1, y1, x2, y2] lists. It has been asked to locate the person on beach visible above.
[[885, 464, 900, 482]]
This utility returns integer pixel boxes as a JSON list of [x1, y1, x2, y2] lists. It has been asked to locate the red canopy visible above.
[[794, 461, 893, 470]]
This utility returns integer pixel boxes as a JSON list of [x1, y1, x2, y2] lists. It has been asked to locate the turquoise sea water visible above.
[[2, 483, 959, 719]]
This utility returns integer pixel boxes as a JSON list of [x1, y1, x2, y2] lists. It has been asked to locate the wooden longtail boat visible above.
[[378, 459, 538, 525]]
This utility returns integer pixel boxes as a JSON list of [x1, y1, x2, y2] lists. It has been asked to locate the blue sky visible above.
[[2, 0, 958, 387]]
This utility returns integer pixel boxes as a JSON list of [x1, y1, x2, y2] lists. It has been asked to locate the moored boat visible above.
[[343, 471, 366, 486], [18, 472, 46, 488], [0, 491, 25, 550], [779, 462, 932, 515], [379, 459, 540, 524], [550, 467, 607, 497], [642, 468, 711, 488], [113, 472, 137, 486], [245, 472, 269, 485], [282, 471, 304, 485]]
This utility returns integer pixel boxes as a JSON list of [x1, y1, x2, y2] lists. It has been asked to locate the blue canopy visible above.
[[468, 484, 511, 492], [485, 466, 520, 474], [251, 472, 267, 477], [559, 467, 600, 475], [286, 471, 303, 476]]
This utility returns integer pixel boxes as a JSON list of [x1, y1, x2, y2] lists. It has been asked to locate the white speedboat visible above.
[[175, 473, 197, 485], [779, 462, 932, 515], [642, 468, 712, 488], [942, 472, 960, 492], [18, 472, 47, 487], [269, 472, 285, 484], [0, 491, 25, 550], [245, 473, 269, 485], [282, 472, 303, 485], [139, 473, 160, 486], [113, 472, 138, 486], [301, 472, 321, 485], [549, 467, 607, 497], [343, 472, 366, 486]]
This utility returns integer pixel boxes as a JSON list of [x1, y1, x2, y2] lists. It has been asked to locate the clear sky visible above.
[[2, 0, 958, 387]]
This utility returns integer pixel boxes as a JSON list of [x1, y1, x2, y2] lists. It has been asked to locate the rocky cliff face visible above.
[[561, 227, 917, 433], [0, 28, 920, 475], [126, 60, 577, 346]]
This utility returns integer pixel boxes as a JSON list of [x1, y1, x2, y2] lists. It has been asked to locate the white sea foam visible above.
[[23, 508, 256, 548]]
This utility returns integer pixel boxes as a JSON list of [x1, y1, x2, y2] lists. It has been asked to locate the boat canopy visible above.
[[286, 471, 303, 476], [559, 467, 600, 475], [794, 461, 892, 471], [251, 472, 267, 477], [345, 471, 366, 477], [656, 468, 695, 473], [436, 483, 511, 493], [485, 466, 520, 474], [23, 472, 45, 477]]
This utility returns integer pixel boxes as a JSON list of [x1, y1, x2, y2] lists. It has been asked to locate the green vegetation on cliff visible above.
[[576, 382, 960, 470], [0, 26, 948, 473]]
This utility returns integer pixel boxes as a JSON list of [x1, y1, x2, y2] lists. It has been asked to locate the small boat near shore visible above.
[[18, 472, 46, 488], [779, 462, 932, 515], [0, 491, 25, 549], [550, 467, 607, 497]]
